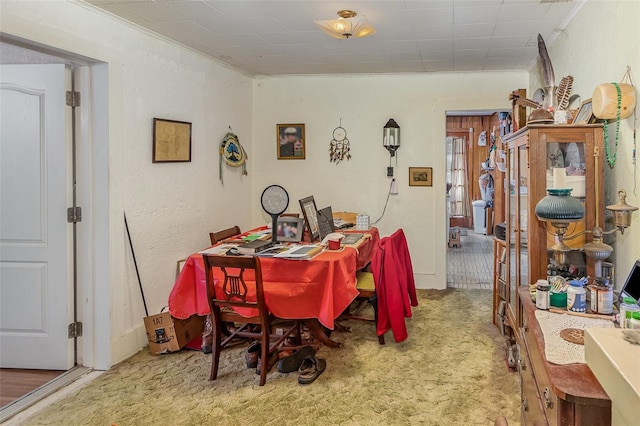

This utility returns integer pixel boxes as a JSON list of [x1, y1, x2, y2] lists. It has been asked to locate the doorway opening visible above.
[[0, 37, 107, 422], [445, 109, 511, 289]]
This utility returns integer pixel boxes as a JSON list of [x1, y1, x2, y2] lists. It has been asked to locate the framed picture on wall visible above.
[[153, 118, 192, 163], [409, 167, 433, 187], [572, 99, 595, 125], [277, 124, 305, 159]]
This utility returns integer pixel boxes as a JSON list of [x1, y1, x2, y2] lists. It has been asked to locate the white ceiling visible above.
[[83, 0, 585, 76]]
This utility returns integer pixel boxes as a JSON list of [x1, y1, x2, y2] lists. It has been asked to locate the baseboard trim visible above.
[[110, 323, 148, 365], [414, 273, 446, 290]]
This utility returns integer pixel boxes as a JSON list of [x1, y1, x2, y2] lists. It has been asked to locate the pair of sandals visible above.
[[276, 345, 326, 385], [246, 343, 326, 384]]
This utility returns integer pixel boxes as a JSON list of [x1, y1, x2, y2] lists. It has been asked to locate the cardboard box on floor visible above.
[[144, 311, 204, 355]]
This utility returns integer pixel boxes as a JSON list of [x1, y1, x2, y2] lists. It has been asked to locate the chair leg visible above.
[[370, 294, 385, 345], [259, 329, 269, 386], [210, 310, 223, 381], [295, 321, 303, 345]]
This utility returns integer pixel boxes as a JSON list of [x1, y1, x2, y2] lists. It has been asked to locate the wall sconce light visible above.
[[383, 118, 400, 177], [606, 190, 638, 234]]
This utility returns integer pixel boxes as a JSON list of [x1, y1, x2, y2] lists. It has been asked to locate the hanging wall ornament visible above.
[[219, 126, 248, 184], [594, 68, 638, 168], [329, 118, 351, 163]]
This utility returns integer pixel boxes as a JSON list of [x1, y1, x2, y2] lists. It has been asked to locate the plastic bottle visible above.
[[567, 280, 586, 313], [620, 297, 640, 328], [630, 312, 640, 330], [536, 279, 550, 310]]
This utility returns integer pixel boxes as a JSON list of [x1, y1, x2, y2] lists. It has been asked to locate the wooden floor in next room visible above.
[[447, 231, 493, 289], [0, 369, 64, 408]]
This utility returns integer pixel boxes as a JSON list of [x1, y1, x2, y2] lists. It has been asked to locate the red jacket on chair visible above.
[[371, 229, 419, 342]]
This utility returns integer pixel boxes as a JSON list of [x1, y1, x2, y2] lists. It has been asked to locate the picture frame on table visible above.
[[277, 124, 305, 159], [572, 99, 595, 125], [409, 167, 433, 187], [276, 217, 304, 243], [153, 118, 192, 163], [299, 195, 319, 241]]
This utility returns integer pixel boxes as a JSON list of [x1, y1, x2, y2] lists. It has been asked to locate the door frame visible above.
[[75, 63, 110, 371], [0, 36, 112, 371]]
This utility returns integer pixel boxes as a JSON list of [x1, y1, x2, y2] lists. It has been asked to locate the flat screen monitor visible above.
[[317, 206, 334, 240], [621, 259, 640, 304]]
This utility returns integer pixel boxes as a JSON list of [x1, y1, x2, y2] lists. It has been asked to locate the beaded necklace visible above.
[[603, 82, 622, 168]]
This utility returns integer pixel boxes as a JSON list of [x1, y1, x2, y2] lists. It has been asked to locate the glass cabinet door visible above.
[[545, 140, 588, 280], [508, 146, 517, 315], [518, 145, 529, 288]]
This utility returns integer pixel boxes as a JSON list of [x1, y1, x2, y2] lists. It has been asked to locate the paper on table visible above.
[[273, 244, 323, 260], [198, 244, 237, 255]]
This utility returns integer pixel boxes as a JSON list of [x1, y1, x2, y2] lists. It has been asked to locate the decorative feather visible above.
[[556, 75, 574, 110], [568, 94, 581, 109], [533, 88, 546, 105], [538, 34, 555, 89]]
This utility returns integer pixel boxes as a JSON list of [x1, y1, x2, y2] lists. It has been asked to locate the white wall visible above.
[[530, 0, 640, 290], [1, 0, 253, 366], [252, 72, 528, 289]]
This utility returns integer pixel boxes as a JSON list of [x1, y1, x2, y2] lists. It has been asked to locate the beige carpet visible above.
[[24, 289, 520, 425]]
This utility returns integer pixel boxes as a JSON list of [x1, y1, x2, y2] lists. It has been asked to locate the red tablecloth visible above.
[[168, 228, 379, 329]]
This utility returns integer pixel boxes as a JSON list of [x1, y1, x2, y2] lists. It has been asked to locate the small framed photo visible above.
[[277, 124, 305, 159], [572, 99, 594, 125], [299, 195, 319, 241], [276, 217, 304, 243], [409, 167, 433, 187], [153, 118, 192, 163]]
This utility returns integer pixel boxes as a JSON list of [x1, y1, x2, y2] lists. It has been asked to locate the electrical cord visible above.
[[371, 179, 394, 225]]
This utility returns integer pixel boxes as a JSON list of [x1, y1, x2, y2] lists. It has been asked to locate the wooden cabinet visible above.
[[517, 288, 611, 425], [492, 125, 608, 425], [500, 124, 604, 328]]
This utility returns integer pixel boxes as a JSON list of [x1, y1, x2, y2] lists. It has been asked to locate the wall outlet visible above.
[[390, 179, 399, 194]]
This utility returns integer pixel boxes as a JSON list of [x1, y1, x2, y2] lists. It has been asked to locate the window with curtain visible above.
[[446, 136, 470, 217]]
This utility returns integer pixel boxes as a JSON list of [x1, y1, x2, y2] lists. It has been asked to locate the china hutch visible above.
[[492, 124, 610, 425]]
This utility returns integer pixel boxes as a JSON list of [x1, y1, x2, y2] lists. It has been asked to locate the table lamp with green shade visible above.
[[536, 188, 638, 278]]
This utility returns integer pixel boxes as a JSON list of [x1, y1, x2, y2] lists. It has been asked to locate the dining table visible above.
[[168, 225, 380, 348]]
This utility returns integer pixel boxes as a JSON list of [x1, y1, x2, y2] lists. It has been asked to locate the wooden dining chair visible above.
[[203, 254, 300, 386], [209, 225, 241, 245], [344, 269, 385, 345]]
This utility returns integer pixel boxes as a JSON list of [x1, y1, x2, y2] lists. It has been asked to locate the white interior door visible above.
[[0, 64, 73, 370]]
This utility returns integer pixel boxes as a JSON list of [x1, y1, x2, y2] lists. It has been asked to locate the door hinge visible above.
[[66, 91, 81, 107], [67, 206, 82, 223], [68, 321, 83, 338]]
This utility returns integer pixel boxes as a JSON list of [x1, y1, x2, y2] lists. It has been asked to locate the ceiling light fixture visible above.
[[313, 10, 375, 39]]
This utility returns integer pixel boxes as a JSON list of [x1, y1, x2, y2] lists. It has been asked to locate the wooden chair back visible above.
[[202, 254, 268, 326], [202, 254, 298, 385], [209, 225, 241, 245]]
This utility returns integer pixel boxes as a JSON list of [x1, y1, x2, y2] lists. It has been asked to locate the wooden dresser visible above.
[[517, 288, 611, 425]]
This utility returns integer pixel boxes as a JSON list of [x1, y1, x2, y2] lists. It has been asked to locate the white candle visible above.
[[552, 168, 566, 188]]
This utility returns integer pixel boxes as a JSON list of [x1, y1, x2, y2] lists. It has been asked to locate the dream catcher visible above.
[[219, 126, 248, 185], [329, 119, 351, 163]]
